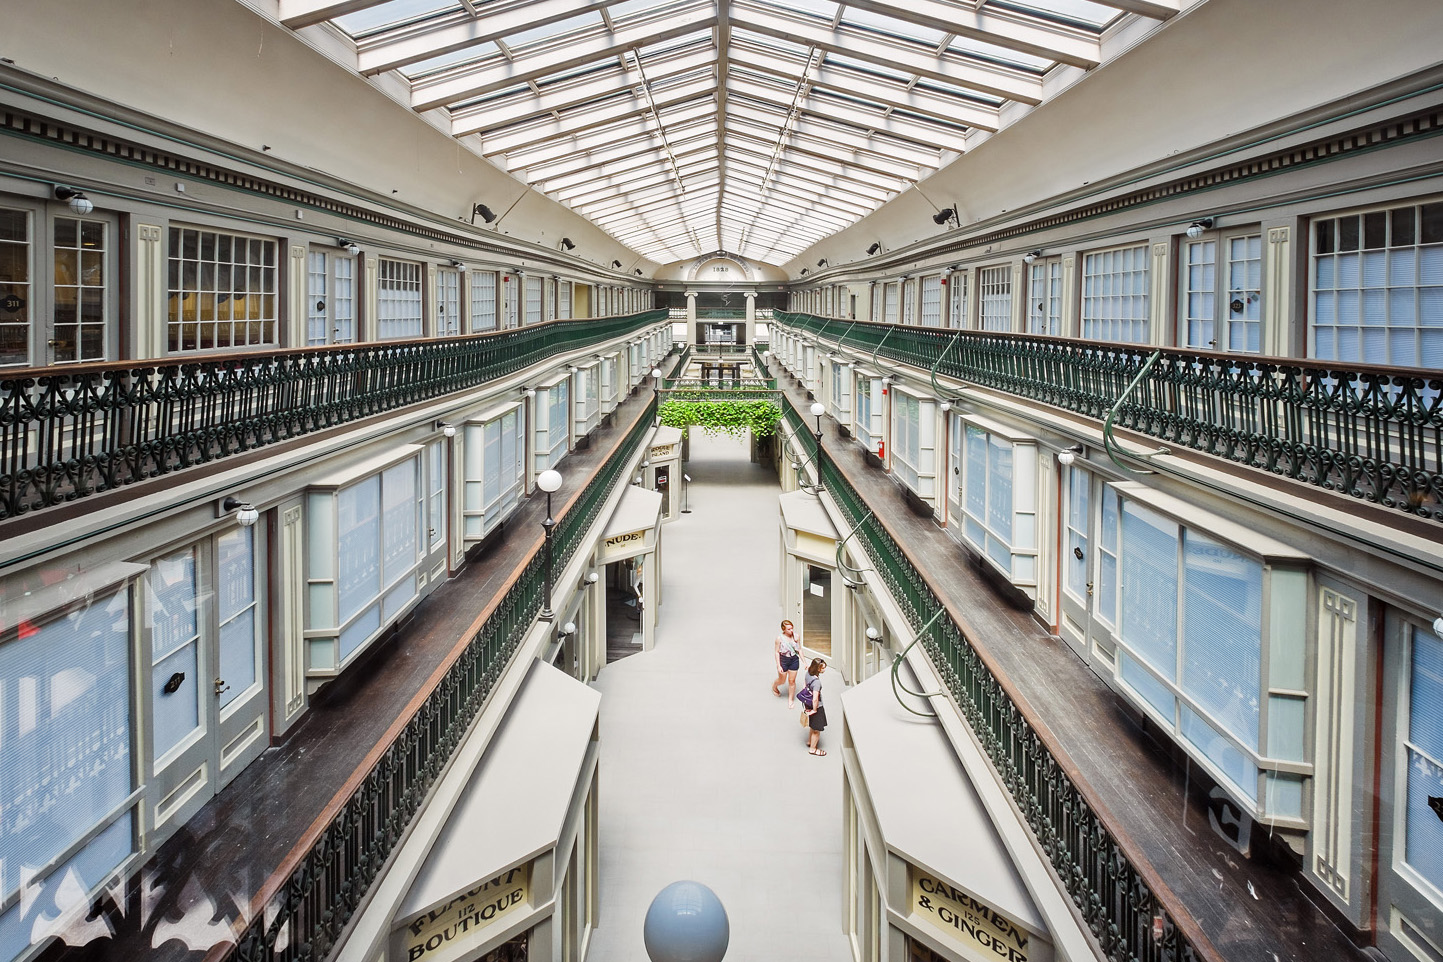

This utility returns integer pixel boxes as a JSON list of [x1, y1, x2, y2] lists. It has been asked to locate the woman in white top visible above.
[[771, 620, 802, 706]]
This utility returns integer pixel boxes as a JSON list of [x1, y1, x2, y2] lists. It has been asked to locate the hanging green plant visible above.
[[659, 398, 782, 439]]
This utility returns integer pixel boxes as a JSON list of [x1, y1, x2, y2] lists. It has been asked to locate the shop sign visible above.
[[401, 864, 530, 962], [605, 529, 645, 549], [911, 871, 1033, 962], [650, 443, 676, 458]]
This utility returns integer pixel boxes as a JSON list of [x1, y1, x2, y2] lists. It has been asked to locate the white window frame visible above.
[[1082, 243, 1151, 344], [953, 414, 1038, 586], [920, 275, 942, 327], [889, 388, 937, 500], [978, 265, 1012, 332], [947, 271, 968, 329], [853, 372, 882, 456], [168, 225, 278, 353], [469, 270, 498, 332], [534, 376, 571, 471], [436, 266, 461, 337], [1181, 230, 1263, 353], [307, 248, 357, 346], [525, 275, 543, 325], [573, 363, 600, 437], [1026, 257, 1063, 336], [376, 258, 424, 340], [462, 403, 525, 542]]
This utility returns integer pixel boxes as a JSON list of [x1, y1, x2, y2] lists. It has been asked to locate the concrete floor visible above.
[[587, 429, 852, 962]]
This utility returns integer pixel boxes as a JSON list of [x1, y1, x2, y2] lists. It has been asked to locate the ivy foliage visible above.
[[659, 398, 782, 438]]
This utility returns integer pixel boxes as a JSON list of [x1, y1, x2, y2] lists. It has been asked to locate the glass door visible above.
[[801, 563, 833, 657]]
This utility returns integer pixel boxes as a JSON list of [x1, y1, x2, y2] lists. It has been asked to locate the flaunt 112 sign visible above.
[[399, 863, 530, 962], [910, 869, 1047, 962]]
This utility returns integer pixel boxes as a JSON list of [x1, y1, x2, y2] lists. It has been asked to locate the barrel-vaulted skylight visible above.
[[251, 0, 1192, 265]]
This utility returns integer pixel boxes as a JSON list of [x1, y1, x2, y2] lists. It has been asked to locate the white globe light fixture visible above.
[[538, 469, 563, 618]]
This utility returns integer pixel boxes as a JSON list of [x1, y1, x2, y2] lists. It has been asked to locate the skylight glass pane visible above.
[[821, 52, 913, 85], [944, 37, 1053, 71], [335, 0, 459, 38], [994, 0, 1121, 29], [400, 43, 497, 79], [841, 7, 949, 46], [505, 13, 600, 51]]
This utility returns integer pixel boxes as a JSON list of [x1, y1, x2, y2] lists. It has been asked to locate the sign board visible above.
[[650, 443, 677, 459], [400, 863, 530, 962], [605, 529, 646, 549], [911, 870, 1035, 962]]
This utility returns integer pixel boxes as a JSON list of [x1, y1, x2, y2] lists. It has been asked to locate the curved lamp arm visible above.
[[890, 608, 949, 718], [1102, 349, 1172, 476]]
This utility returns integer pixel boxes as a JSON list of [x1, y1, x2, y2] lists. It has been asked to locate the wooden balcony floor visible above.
[[778, 375, 1369, 962], [43, 383, 662, 962]]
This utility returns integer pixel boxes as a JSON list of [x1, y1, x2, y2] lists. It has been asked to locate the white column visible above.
[[745, 291, 757, 346], [685, 290, 698, 345]]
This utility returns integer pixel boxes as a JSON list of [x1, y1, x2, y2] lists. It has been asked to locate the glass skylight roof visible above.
[[271, 0, 1193, 265]]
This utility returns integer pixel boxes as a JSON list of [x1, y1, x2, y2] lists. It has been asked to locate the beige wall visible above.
[[2, 0, 654, 273], [794, 0, 1443, 272]]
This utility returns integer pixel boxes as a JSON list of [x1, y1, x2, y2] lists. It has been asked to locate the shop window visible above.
[[307, 453, 423, 672], [436, 266, 461, 337], [0, 207, 30, 366], [463, 407, 524, 541], [829, 360, 851, 423], [1181, 231, 1262, 353], [890, 391, 937, 499], [920, 275, 942, 326], [574, 365, 600, 437], [1403, 623, 1443, 893], [600, 355, 618, 412], [167, 227, 277, 352], [535, 379, 571, 471], [377, 258, 423, 340], [558, 280, 572, 319], [871, 283, 883, 322], [1312, 201, 1443, 367], [307, 249, 356, 345], [948, 271, 967, 328], [502, 273, 520, 329], [978, 265, 1012, 332], [884, 282, 899, 323], [1064, 466, 1089, 602], [954, 418, 1037, 583], [1082, 243, 1150, 344], [1026, 257, 1063, 336], [901, 278, 916, 324], [470, 270, 498, 332], [525, 276, 543, 325], [1100, 487, 1308, 814], [855, 375, 881, 455]]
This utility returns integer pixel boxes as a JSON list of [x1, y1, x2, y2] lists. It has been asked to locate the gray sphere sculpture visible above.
[[642, 880, 729, 962]]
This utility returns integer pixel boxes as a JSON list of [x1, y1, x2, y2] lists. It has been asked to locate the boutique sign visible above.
[[397, 863, 530, 962], [910, 870, 1048, 962]]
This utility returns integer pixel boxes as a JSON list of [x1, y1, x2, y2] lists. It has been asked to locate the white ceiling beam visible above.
[[279, 0, 388, 29], [500, 100, 715, 167], [557, 157, 718, 205], [539, 138, 715, 193], [722, 172, 871, 219], [1097, 0, 1182, 19], [727, 75, 971, 152], [449, 46, 714, 134], [724, 121, 925, 181], [357, 0, 632, 75], [721, 135, 908, 192], [412, 3, 712, 111], [724, 153, 891, 207], [576, 174, 721, 217], [729, 3, 1044, 104], [837, 0, 1101, 68], [519, 123, 714, 183], [726, 101, 942, 169], [728, 43, 1000, 130], [478, 78, 716, 155]]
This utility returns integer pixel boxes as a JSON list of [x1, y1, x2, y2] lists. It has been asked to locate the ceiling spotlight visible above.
[[932, 207, 957, 226], [612, 259, 623, 268], [817, 258, 827, 267], [53, 185, 94, 215], [337, 238, 361, 256], [1023, 250, 1042, 264], [1186, 218, 1215, 238], [635, 268, 644, 275], [866, 242, 881, 255], [800, 268, 809, 275], [471, 203, 497, 224], [560, 237, 576, 250]]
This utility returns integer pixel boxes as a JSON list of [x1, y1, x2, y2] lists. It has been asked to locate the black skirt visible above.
[[808, 704, 827, 732]]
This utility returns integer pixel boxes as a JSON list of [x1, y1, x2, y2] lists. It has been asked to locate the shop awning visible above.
[[779, 489, 838, 540], [396, 659, 600, 928], [603, 486, 663, 542], [842, 670, 1045, 939]]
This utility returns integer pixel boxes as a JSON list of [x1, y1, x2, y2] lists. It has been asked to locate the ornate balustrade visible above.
[[814, 437, 1211, 962], [775, 312, 1443, 521], [231, 395, 657, 962], [0, 310, 667, 519]]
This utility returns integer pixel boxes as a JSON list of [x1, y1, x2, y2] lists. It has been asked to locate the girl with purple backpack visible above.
[[798, 658, 828, 756]]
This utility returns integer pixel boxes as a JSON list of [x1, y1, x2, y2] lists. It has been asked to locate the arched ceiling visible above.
[[257, 0, 1189, 265]]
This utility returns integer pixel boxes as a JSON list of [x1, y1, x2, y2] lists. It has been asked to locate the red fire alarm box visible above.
[[878, 441, 885, 460]]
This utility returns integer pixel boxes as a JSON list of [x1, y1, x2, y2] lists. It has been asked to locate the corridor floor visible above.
[[587, 430, 853, 962]]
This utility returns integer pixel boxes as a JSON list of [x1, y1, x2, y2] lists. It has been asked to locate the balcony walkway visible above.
[[587, 431, 853, 962], [51, 384, 663, 962], [773, 373, 1369, 962]]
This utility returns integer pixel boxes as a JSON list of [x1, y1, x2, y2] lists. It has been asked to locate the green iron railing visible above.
[[815, 439, 1211, 962], [696, 308, 744, 319], [231, 395, 657, 962], [0, 310, 668, 519], [775, 312, 1443, 521]]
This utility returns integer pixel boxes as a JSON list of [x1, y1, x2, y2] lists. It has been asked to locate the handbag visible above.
[[800, 709, 810, 728], [797, 684, 814, 709]]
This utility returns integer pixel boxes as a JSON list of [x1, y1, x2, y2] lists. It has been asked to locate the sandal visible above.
[[809, 748, 827, 756]]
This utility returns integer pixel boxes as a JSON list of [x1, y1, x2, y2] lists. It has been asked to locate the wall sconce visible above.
[[932, 207, 957, 227], [1186, 218, 1215, 238], [939, 401, 952, 413], [1023, 250, 1042, 264], [471, 203, 497, 224], [220, 496, 259, 527], [612, 259, 623, 268], [582, 571, 600, 589], [521, 385, 536, 399], [53, 186, 94, 215], [337, 238, 361, 255], [560, 237, 576, 250], [435, 420, 456, 438], [451, 259, 468, 272], [560, 621, 576, 636], [866, 242, 881, 255], [1056, 444, 1084, 466], [865, 626, 881, 642], [1433, 615, 1443, 637], [800, 268, 809, 276]]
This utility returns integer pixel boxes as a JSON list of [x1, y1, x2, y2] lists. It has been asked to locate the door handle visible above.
[[1086, 581, 1094, 597], [214, 677, 230, 696]]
